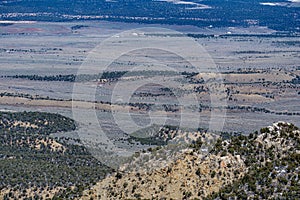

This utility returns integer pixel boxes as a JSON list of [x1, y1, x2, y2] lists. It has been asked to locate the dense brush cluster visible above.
[[0, 111, 111, 199], [210, 122, 300, 199], [0, 111, 76, 135]]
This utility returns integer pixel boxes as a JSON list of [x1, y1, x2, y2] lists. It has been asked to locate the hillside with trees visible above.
[[0, 0, 299, 33], [0, 111, 111, 199], [1, 111, 299, 199], [82, 122, 300, 199]]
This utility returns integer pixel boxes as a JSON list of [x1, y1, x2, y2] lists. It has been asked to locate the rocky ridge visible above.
[[82, 122, 300, 199]]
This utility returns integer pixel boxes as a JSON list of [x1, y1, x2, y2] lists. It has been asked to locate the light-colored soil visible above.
[[81, 151, 246, 200], [0, 96, 134, 112]]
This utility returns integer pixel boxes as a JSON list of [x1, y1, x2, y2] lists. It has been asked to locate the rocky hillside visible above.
[[82, 122, 300, 199]]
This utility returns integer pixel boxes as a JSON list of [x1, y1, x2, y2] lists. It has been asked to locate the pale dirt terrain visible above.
[[81, 151, 246, 200], [0, 96, 135, 111]]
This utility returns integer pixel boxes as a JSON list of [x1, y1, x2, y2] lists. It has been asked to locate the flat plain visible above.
[[0, 21, 299, 134]]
